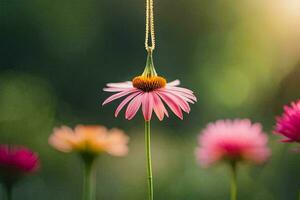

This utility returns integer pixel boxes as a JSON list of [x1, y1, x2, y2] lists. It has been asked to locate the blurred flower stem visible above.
[[145, 120, 153, 200], [230, 162, 237, 200], [5, 184, 12, 200], [82, 155, 96, 200]]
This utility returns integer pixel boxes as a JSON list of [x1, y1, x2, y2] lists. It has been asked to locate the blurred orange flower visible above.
[[49, 125, 129, 156]]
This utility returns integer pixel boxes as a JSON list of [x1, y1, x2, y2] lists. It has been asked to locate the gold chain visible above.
[[145, 0, 155, 53]]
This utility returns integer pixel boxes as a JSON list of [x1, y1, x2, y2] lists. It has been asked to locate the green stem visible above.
[[83, 158, 96, 200], [230, 163, 237, 200], [142, 51, 157, 78], [145, 120, 153, 200], [5, 184, 12, 200], [298, 190, 300, 200]]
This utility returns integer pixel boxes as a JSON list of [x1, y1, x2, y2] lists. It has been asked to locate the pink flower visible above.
[[0, 145, 39, 184], [0, 145, 39, 173], [102, 53, 196, 121], [102, 79, 197, 121], [196, 119, 270, 167], [274, 100, 300, 143]]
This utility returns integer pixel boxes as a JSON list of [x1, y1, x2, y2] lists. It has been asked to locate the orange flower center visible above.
[[132, 76, 167, 92]]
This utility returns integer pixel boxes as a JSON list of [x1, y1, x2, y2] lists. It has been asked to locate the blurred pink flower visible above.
[[0, 145, 39, 174], [196, 119, 270, 167], [274, 100, 300, 143], [102, 79, 197, 121], [0, 145, 39, 186]]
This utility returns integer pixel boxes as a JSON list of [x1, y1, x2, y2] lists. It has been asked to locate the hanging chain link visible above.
[[145, 0, 155, 53]]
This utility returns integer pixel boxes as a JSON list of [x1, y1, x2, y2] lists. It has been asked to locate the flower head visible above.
[[0, 145, 39, 184], [274, 100, 300, 143], [102, 53, 197, 121], [49, 125, 129, 157], [196, 119, 270, 167]]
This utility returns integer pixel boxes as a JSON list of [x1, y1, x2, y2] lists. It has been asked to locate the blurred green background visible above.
[[1, 0, 300, 199]]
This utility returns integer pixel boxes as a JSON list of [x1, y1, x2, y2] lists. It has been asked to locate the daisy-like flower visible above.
[[274, 100, 300, 143], [102, 51, 196, 200], [0, 145, 39, 199], [102, 53, 197, 121], [49, 125, 129, 157], [196, 119, 270, 167], [49, 125, 129, 200]]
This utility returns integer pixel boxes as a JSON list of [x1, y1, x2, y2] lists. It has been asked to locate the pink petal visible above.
[[178, 91, 197, 102], [103, 87, 130, 92], [167, 90, 196, 104], [177, 94, 195, 104], [115, 92, 141, 117], [152, 93, 168, 121], [125, 94, 143, 120], [102, 89, 137, 105], [160, 90, 190, 113], [281, 138, 295, 143], [106, 82, 132, 88], [166, 86, 197, 101], [142, 93, 154, 121], [156, 91, 183, 119], [167, 80, 180, 86], [166, 86, 194, 95]]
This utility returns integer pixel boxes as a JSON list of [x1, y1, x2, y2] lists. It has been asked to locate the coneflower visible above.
[[102, 0, 196, 199]]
